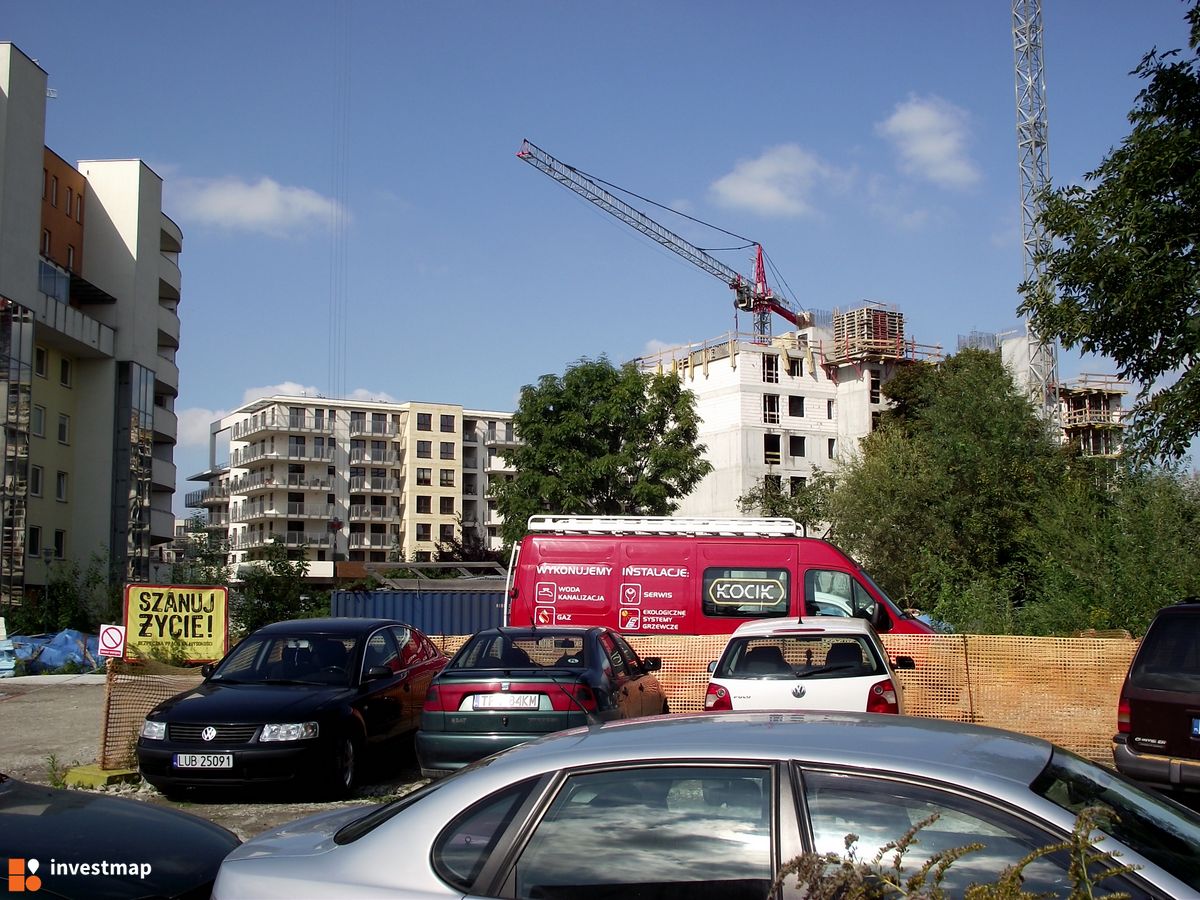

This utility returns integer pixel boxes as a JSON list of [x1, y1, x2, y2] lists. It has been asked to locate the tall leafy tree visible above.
[[493, 357, 712, 546], [1019, 3, 1200, 461], [737, 471, 834, 537], [229, 539, 319, 636]]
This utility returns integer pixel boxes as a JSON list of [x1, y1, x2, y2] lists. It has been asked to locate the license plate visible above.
[[1193, 718, 1199, 737], [174, 753, 233, 769], [473, 694, 540, 710]]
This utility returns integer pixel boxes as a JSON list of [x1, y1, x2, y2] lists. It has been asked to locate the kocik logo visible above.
[[7, 858, 41, 892]]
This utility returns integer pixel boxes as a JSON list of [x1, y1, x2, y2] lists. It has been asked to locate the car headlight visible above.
[[259, 722, 319, 742], [140, 720, 167, 740]]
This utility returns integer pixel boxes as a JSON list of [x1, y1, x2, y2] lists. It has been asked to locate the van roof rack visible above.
[[526, 515, 802, 537]]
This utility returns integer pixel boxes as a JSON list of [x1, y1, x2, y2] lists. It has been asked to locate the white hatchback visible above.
[[704, 617, 913, 714]]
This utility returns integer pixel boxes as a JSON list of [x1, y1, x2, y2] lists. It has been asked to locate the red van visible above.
[[505, 516, 934, 636]]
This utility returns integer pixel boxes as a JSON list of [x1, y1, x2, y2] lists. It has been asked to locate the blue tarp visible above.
[[9, 629, 99, 673]]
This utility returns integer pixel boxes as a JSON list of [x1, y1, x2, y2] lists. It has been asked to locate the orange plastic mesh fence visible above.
[[99, 633, 1137, 769]]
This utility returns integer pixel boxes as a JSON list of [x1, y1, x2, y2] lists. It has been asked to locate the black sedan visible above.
[[137, 617, 447, 797], [416, 625, 668, 778], [1, 771, 239, 899]]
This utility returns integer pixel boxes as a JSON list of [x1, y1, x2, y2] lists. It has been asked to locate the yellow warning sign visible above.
[[123, 584, 229, 662]]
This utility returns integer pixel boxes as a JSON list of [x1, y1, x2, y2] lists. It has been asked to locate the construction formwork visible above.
[[1058, 374, 1127, 457], [827, 302, 907, 363]]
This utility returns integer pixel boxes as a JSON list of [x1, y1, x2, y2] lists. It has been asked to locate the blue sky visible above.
[[5, 1, 1194, 515]]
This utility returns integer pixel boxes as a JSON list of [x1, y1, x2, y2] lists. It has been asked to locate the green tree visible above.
[[826, 350, 1065, 631], [737, 471, 834, 536], [229, 539, 319, 636], [1018, 3, 1200, 461], [493, 357, 712, 546], [170, 513, 232, 587], [8, 553, 115, 634]]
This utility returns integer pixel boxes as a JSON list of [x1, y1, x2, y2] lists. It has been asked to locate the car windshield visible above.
[[1031, 748, 1200, 889], [451, 633, 588, 670], [717, 635, 882, 679], [211, 633, 359, 686]]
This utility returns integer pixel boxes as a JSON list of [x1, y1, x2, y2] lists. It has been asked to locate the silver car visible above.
[[215, 713, 1200, 898]]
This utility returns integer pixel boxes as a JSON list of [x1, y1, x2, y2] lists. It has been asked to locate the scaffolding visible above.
[[826, 302, 909, 363], [1058, 374, 1127, 457]]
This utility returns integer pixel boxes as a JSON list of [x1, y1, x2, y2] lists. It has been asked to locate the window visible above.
[[870, 370, 882, 404], [789, 395, 805, 417], [75, 194, 83, 224], [417, 413, 432, 431], [66, 187, 73, 214], [804, 569, 877, 620], [433, 781, 537, 891], [58, 414, 70, 444], [439, 497, 454, 515], [510, 767, 772, 898], [440, 442, 454, 460], [30, 465, 42, 497], [416, 441, 432, 459], [872, 410, 882, 432], [60, 358, 71, 387], [55, 471, 67, 502], [53, 530, 65, 558], [803, 771, 1113, 897], [363, 629, 401, 674], [28, 526, 41, 557], [761, 353, 779, 384], [31, 405, 44, 437], [827, 398, 835, 419], [788, 356, 803, 377], [34, 346, 47, 377], [440, 414, 455, 433], [762, 394, 780, 424], [66, 244, 75, 271], [50, 175, 58, 207], [828, 437, 836, 459], [416, 496, 431, 514], [789, 436, 806, 457], [703, 567, 789, 618], [439, 523, 455, 542], [440, 469, 455, 487], [416, 523, 432, 542], [416, 467, 432, 486], [763, 433, 781, 465], [41, 229, 51, 256], [42, 169, 48, 200], [790, 475, 807, 494]]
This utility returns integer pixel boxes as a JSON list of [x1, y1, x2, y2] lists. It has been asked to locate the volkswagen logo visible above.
[[791, 685, 807, 699], [201, 726, 217, 742]]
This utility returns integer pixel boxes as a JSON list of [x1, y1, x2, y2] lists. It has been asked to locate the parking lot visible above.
[[0, 675, 426, 840]]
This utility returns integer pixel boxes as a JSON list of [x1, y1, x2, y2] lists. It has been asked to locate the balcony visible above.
[[285, 474, 333, 491], [233, 532, 333, 551], [150, 508, 175, 544], [185, 483, 230, 507], [349, 533, 394, 549], [204, 513, 229, 529], [153, 406, 178, 444], [158, 303, 180, 350], [287, 502, 336, 519], [229, 473, 279, 496], [348, 448, 398, 465], [348, 420, 398, 438], [151, 457, 176, 491], [349, 505, 397, 522], [485, 428, 518, 448], [233, 505, 284, 523], [349, 476, 399, 492], [232, 412, 335, 441], [155, 355, 179, 396]]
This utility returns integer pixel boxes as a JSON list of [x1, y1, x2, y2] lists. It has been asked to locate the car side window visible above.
[[803, 569, 877, 619], [432, 779, 538, 892], [363, 628, 401, 674], [611, 632, 646, 676], [509, 766, 772, 899], [597, 633, 629, 678], [801, 770, 1149, 897], [391, 626, 420, 667]]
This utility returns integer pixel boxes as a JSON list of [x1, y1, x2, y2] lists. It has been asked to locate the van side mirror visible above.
[[870, 603, 890, 631], [707, 660, 717, 674], [642, 656, 662, 672], [894, 656, 916, 671]]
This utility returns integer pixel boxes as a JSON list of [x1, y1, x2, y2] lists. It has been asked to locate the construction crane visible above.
[[517, 139, 810, 340], [1013, 0, 1060, 424]]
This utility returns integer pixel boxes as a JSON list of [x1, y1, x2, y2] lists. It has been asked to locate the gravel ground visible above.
[[0, 675, 426, 841]]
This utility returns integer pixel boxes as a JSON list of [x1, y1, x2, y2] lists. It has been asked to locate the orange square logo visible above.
[[6, 858, 41, 892]]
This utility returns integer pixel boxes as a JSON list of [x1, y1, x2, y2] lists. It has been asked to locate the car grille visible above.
[[168, 723, 260, 744]]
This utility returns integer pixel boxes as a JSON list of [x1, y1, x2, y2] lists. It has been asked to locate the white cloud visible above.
[[169, 176, 344, 236], [709, 145, 836, 217], [876, 95, 981, 190], [642, 339, 677, 356], [240, 382, 324, 405], [346, 387, 398, 403], [176, 407, 227, 447]]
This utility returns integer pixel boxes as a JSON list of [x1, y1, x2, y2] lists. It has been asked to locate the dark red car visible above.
[[1113, 600, 1200, 794]]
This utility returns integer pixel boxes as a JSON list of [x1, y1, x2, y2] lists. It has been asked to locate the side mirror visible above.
[[870, 603, 890, 631], [642, 656, 662, 673], [894, 656, 916, 671], [707, 660, 718, 674], [363, 665, 393, 681], [200, 663, 215, 679]]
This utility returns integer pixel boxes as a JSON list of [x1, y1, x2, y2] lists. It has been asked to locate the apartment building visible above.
[[187, 396, 515, 581], [635, 304, 942, 519], [0, 45, 181, 609]]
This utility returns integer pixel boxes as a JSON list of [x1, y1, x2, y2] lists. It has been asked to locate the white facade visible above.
[[188, 396, 515, 581], [0, 44, 181, 607]]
